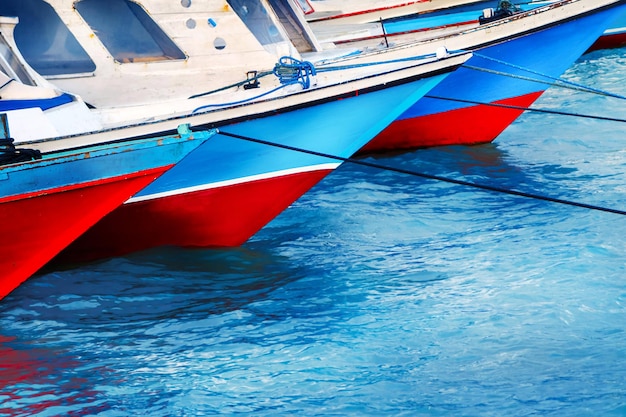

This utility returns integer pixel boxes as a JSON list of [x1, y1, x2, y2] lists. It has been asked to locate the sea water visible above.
[[1, 47, 626, 416]]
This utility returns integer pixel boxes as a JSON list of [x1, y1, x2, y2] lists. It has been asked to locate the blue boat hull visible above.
[[362, 3, 626, 152], [57, 73, 450, 261]]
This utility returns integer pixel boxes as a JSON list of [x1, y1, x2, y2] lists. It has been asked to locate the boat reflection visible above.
[[0, 335, 107, 416]]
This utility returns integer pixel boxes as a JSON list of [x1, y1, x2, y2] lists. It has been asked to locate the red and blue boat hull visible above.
[[361, 3, 626, 153], [57, 73, 451, 261], [380, 1, 626, 54], [589, 9, 626, 51], [0, 129, 209, 299]]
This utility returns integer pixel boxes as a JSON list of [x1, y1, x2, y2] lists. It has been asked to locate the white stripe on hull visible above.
[[125, 163, 341, 204]]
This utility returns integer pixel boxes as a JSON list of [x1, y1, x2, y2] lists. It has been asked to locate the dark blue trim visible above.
[[0, 92, 74, 112]]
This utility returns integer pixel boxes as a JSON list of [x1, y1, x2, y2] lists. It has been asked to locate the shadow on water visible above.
[[0, 246, 314, 415], [339, 142, 549, 203], [355, 128, 620, 211], [4, 245, 308, 324], [21, 147, 525, 316], [250, 142, 545, 292]]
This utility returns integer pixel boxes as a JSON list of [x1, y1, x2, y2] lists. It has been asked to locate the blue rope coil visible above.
[[192, 56, 317, 113], [273, 56, 316, 89]]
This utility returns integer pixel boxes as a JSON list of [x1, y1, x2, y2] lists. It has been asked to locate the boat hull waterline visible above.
[[0, 127, 212, 299], [362, 3, 626, 153], [56, 72, 452, 261]]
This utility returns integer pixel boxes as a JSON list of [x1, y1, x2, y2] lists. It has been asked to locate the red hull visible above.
[[359, 91, 544, 153], [0, 169, 168, 299], [56, 168, 334, 263], [588, 32, 626, 52]]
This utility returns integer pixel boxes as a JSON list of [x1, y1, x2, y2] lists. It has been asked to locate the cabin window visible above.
[[75, 0, 186, 63], [226, 0, 284, 46], [0, 33, 36, 85], [0, 0, 96, 76]]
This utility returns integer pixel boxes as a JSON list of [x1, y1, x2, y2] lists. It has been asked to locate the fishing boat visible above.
[[306, 0, 626, 152], [0, 120, 213, 300], [302, 0, 626, 51], [237, 1, 625, 153], [282, 0, 626, 153], [3, 0, 623, 262], [0, 1, 471, 262]]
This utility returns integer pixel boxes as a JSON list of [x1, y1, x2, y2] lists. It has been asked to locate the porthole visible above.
[[214, 37, 226, 50]]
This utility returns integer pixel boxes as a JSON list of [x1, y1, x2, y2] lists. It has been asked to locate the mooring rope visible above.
[[192, 56, 318, 112], [423, 94, 626, 124], [463, 65, 626, 100], [188, 70, 273, 99], [471, 52, 626, 101], [313, 50, 462, 71], [182, 49, 626, 214], [216, 129, 626, 217], [192, 84, 288, 113], [189, 50, 464, 105], [273, 56, 317, 89]]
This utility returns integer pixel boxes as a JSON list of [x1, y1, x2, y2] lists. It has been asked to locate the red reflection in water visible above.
[[0, 335, 107, 416]]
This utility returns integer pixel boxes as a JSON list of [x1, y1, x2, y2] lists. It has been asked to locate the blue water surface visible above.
[[1, 47, 626, 416]]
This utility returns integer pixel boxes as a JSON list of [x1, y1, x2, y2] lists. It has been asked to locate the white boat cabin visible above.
[[0, 0, 317, 108]]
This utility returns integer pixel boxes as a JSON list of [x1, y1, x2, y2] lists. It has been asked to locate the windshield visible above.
[[226, 0, 285, 46], [75, 0, 186, 63], [0, 0, 96, 76]]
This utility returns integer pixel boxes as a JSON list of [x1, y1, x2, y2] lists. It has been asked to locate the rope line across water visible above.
[[217, 130, 626, 217]]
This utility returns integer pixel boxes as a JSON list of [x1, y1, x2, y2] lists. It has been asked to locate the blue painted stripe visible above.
[[135, 74, 449, 197], [1, 129, 215, 199], [384, 1, 548, 34], [0, 93, 74, 112]]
